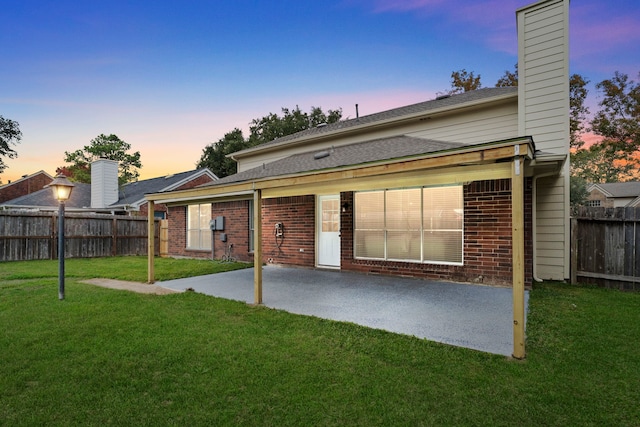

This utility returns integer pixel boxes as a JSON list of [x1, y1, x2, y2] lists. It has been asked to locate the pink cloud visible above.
[[571, 17, 640, 58], [581, 132, 603, 148], [570, 1, 640, 62]]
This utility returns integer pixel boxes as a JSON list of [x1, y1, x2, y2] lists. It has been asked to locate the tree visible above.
[[61, 134, 142, 185], [198, 106, 342, 178], [569, 74, 590, 149], [248, 105, 342, 145], [197, 128, 247, 179], [570, 175, 589, 213], [591, 72, 640, 153], [496, 64, 518, 88], [571, 71, 640, 183], [448, 69, 482, 95], [0, 116, 22, 175]]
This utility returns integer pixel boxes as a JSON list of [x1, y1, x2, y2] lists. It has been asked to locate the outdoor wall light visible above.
[[47, 174, 75, 300], [342, 202, 350, 213]]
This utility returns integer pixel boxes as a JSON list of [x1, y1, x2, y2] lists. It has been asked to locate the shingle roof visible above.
[[233, 87, 518, 156], [0, 183, 92, 209], [591, 182, 640, 198], [115, 169, 215, 206], [1, 169, 216, 210], [206, 136, 465, 186]]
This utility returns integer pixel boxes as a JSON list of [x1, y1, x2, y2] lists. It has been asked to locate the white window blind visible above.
[[187, 204, 212, 250], [386, 188, 421, 261], [423, 186, 463, 263], [354, 191, 384, 259], [354, 186, 463, 264]]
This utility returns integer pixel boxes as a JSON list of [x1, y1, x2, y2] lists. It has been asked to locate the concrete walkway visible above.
[[158, 266, 528, 357]]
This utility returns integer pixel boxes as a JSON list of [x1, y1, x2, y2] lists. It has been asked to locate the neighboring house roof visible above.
[[230, 87, 518, 159], [0, 170, 54, 203], [113, 169, 217, 208], [0, 170, 53, 189], [207, 135, 525, 187], [1, 168, 217, 212], [587, 182, 640, 198], [0, 182, 92, 210]]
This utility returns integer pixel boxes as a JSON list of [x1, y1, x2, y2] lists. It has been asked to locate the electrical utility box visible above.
[[209, 216, 225, 231], [215, 216, 224, 230]]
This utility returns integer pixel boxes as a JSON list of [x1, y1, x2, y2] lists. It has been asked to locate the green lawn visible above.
[[1, 257, 639, 426]]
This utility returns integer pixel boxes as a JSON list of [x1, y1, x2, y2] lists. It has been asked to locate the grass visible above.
[[0, 256, 250, 283], [1, 257, 639, 426]]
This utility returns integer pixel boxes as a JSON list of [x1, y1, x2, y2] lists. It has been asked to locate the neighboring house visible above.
[[146, 0, 570, 290], [0, 171, 53, 204], [0, 159, 217, 217], [586, 182, 640, 208]]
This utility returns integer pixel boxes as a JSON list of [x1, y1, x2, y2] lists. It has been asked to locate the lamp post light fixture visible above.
[[48, 174, 75, 300]]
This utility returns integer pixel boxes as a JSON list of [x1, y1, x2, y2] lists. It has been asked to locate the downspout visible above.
[[532, 170, 561, 282]]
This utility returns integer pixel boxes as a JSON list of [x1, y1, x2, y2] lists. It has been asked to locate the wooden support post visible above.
[[147, 201, 155, 284], [253, 190, 263, 305], [512, 157, 526, 359]]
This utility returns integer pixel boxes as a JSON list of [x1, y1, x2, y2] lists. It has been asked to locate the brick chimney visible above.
[[91, 158, 119, 209]]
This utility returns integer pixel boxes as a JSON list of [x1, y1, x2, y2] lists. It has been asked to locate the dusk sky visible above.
[[2, 0, 639, 183]]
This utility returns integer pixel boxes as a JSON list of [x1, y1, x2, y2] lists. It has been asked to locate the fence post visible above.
[[570, 217, 577, 284], [112, 217, 117, 256]]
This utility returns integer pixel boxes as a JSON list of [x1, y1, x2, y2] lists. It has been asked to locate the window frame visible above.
[[353, 186, 464, 265], [186, 203, 212, 251]]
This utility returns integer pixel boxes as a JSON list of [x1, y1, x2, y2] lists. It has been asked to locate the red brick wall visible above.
[[137, 202, 168, 218], [212, 200, 252, 262], [0, 173, 52, 203], [167, 206, 191, 257], [341, 178, 533, 287], [167, 199, 253, 262], [165, 178, 534, 287], [261, 195, 315, 267], [175, 174, 215, 191]]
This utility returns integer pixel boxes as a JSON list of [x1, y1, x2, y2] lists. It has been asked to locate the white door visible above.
[[317, 195, 341, 268]]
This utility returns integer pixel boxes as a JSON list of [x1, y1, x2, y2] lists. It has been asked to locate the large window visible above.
[[354, 186, 463, 264], [187, 203, 212, 250]]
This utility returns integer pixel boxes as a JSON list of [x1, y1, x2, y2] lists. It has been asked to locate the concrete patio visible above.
[[158, 266, 528, 357]]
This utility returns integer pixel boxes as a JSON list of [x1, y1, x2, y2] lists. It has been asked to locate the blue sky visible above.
[[2, 0, 639, 183]]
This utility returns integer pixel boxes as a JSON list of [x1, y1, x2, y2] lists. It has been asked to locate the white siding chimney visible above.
[[517, 0, 570, 280], [91, 158, 119, 209]]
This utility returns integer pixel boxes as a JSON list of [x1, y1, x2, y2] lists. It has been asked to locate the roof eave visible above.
[[228, 91, 518, 160], [147, 136, 533, 204]]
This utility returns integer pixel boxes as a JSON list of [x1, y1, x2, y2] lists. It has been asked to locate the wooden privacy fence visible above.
[[0, 211, 160, 261], [571, 206, 640, 291]]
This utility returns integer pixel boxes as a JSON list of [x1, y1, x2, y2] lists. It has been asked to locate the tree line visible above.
[[449, 67, 640, 207], [1, 69, 638, 207]]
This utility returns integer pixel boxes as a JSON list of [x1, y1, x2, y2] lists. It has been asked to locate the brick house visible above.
[[1, 159, 217, 217], [147, 0, 570, 292], [586, 182, 640, 208], [0, 171, 53, 204]]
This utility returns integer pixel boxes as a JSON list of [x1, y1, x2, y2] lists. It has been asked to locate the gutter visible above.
[[530, 156, 565, 282], [149, 189, 255, 206]]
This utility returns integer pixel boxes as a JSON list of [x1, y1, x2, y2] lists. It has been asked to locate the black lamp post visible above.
[[48, 174, 75, 300]]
